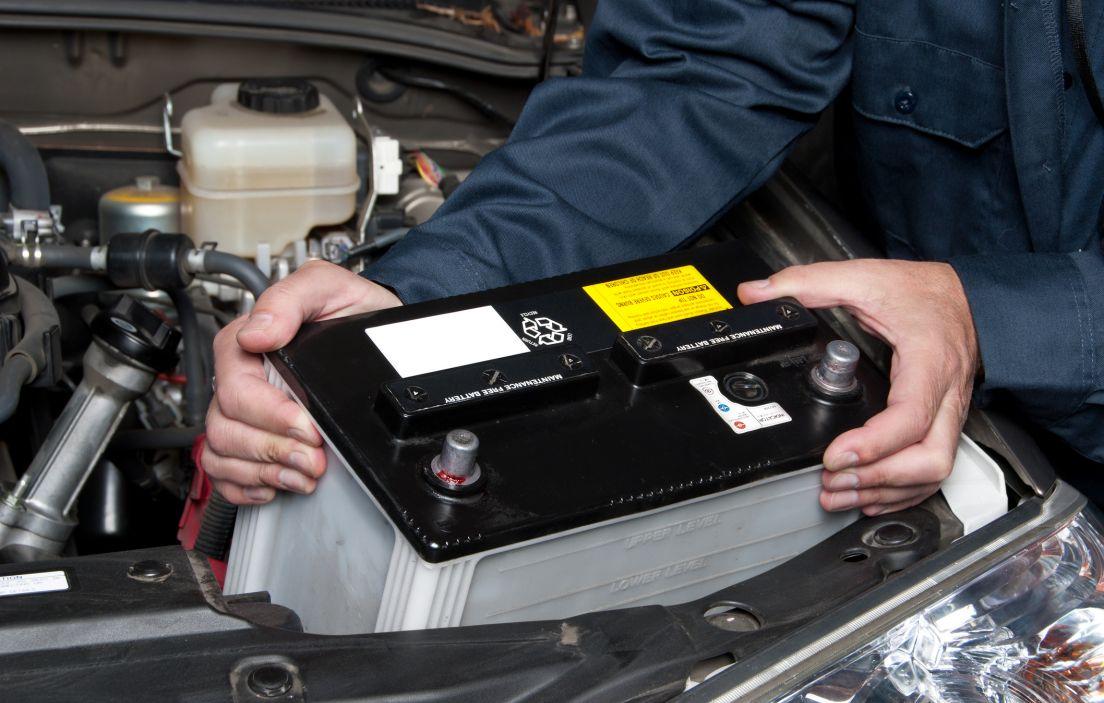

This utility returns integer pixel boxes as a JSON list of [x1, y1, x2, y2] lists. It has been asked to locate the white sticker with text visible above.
[[689, 376, 792, 434], [0, 570, 69, 597]]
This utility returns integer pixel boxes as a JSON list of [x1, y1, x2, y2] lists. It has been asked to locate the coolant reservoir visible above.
[[178, 79, 358, 257]]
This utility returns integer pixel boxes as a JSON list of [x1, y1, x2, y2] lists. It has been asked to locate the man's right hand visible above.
[[203, 260, 402, 505]]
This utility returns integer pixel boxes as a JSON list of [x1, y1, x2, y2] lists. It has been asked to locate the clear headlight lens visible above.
[[776, 511, 1104, 702]]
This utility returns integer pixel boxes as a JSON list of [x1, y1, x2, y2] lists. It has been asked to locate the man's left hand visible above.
[[737, 259, 979, 516]]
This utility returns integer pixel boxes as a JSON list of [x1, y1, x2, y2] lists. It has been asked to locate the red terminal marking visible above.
[[733, 421, 746, 430], [435, 470, 467, 486], [158, 373, 188, 386]]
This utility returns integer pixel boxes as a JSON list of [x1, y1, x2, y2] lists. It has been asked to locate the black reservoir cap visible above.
[[237, 78, 320, 114], [91, 295, 181, 373]]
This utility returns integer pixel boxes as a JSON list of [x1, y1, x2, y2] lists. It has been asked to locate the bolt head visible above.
[[246, 665, 293, 698], [873, 522, 917, 547], [127, 560, 173, 583]]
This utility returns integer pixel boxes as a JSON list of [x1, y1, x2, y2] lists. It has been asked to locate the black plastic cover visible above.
[[106, 230, 193, 291], [237, 78, 320, 114], [270, 242, 889, 562], [91, 295, 181, 373]]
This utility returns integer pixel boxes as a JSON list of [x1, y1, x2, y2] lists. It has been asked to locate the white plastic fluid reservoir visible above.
[[178, 79, 358, 257]]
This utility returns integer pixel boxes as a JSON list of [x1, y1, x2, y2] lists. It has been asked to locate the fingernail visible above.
[[864, 506, 884, 516], [288, 451, 314, 474], [288, 423, 316, 445], [829, 471, 860, 490], [745, 279, 771, 289], [244, 486, 274, 502], [240, 312, 274, 334], [827, 490, 858, 511], [827, 451, 860, 471], [278, 468, 312, 494]]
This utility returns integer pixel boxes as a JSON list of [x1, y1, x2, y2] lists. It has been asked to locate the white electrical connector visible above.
[[372, 136, 403, 196]]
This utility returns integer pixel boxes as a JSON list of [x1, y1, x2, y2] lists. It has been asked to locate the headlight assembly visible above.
[[774, 510, 1104, 702]]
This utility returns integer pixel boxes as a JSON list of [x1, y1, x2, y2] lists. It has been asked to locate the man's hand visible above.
[[737, 260, 978, 516], [203, 261, 402, 505]]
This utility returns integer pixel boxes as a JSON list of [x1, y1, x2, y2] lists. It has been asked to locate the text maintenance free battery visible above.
[[226, 241, 890, 634]]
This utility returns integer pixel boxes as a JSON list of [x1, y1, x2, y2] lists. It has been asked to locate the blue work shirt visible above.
[[367, 0, 1104, 464]]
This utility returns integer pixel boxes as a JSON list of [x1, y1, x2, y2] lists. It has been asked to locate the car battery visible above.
[[225, 241, 891, 635]]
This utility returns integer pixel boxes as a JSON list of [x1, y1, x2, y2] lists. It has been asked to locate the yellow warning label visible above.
[[583, 265, 732, 332]]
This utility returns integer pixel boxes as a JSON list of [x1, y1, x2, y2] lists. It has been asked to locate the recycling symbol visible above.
[[521, 315, 568, 346]]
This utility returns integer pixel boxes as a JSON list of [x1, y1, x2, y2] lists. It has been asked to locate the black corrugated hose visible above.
[[0, 119, 50, 211], [193, 492, 239, 562], [0, 277, 60, 424]]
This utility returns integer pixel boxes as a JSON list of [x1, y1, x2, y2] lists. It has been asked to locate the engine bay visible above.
[[0, 0, 1009, 662], [0, 17, 547, 563]]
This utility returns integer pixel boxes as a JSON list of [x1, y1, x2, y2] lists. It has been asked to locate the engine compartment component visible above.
[[229, 242, 896, 634], [179, 80, 359, 257], [0, 296, 179, 562], [98, 176, 180, 243]]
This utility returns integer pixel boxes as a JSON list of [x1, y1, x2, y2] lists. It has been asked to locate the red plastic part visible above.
[[177, 433, 227, 587]]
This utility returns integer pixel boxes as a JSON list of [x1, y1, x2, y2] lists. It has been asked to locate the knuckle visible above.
[[210, 480, 238, 502], [865, 465, 888, 487], [200, 444, 221, 476], [935, 455, 954, 481], [924, 449, 954, 482], [859, 487, 885, 506], [257, 463, 282, 488], [771, 266, 800, 288], [204, 422, 229, 455], [213, 324, 233, 349], [277, 398, 302, 429], [215, 384, 240, 419], [214, 320, 244, 354], [298, 259, 330, 275], [261, 435, 286, 465]]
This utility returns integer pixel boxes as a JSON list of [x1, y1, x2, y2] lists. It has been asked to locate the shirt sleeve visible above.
[[951, 248, 1104, 462], [364, 0, 856, 303]]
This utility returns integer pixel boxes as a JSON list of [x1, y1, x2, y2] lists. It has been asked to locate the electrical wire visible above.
[[539, 0, 562, 82]]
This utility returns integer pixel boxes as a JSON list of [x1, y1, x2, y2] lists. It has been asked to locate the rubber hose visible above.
[[0, 242, 97, 270], [194, 491, 238, 561], [50, 275, 110, 298], [201, 251, 269, 298], [39, 245, 95, 269], [168, 287, 209, 427], [0, 277, 59, 424], [0, 119, 49, 211], [0, 355, 33, 425]]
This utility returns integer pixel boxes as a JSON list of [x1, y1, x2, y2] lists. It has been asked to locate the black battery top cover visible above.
[[268, 241, 888, 562]]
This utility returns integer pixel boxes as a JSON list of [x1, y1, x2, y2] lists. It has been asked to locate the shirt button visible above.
[[894, 88, 917, 115]]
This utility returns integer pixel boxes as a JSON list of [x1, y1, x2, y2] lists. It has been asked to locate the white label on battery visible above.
[[0, 570, 69, 597], [689, 376, 791, 434], [748, 402, 792, 427], [366, 306, 530, 378]]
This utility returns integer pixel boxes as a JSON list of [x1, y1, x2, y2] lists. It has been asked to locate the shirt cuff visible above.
[[361, 233, 489, 305], [949, 252, 1091, 422]]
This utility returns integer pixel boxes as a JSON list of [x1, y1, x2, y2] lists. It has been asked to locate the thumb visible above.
[[236, 261, 360, 353], [736, 261, 875, 309]]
